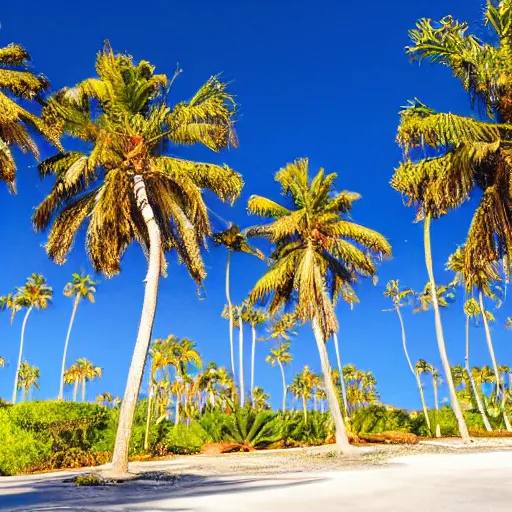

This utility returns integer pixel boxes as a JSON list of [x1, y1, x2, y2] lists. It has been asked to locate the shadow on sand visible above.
[[0, 473, 325, 511]]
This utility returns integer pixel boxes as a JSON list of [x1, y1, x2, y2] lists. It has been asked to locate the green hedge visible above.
[[350, 405, 413, 435]]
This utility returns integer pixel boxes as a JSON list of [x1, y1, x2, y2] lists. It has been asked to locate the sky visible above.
[[0, 0, 507, 411]]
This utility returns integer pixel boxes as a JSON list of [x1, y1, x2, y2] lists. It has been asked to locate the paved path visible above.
[[1, 451, 512, 511]]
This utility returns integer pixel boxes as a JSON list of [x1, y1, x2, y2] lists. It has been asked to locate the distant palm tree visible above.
[[222, 304, 245, 405], [415, 359, 432, 436], [243, 305, 267, 405], [266, 342, 292, 411], [252, 386, 270, 411], [17, 361, 40, 401], [8, 274, 53, 404], [96, 391, 114, 407], [64, 364, 80, 401], [290, 366, 317, 422], [427, 364, 442, 438], [247, 158, 390, 453], [0, 356, 4, 368], [214, 225, 264, 380], [59, 274, 97, 400], [75, 358, 102, 401], [0, 43, 58, 191]]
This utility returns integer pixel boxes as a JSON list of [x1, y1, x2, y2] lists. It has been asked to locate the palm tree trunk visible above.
[[478, 291, 512, 431], [59, 294, 80, 400], [416, 372, 432, 435], [302, 395, 308, 422], [238, 313, 245, 407], [23, 387, 28, 402], [82, 378, 86, 402], [225, 251, 236, 380], [73, 379, 79, 402], [395, 307, 416, 378], [333, 332, 349, 418], [111, 175, 162, 474], [277, 360, 287, 411], [312, 318, 356, 454], [433, 377, 441, 438], [175, 396, 180, 425], [251, 323, 256, 406], [423, 215, 470, 441], [465, 315, 492, 432], [12, 306, 33, 404]]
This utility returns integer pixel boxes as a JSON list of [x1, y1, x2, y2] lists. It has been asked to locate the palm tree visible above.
[[248, 158, 390, 453], [391, 5, 512, 442], [96, 391, 114, 407], [17, 361, 40, 401], [33, 45, 242, 473], [266, 342, 292, 411], [64, 364, 80, 401], [383, 280, 423, 414], [0, 43, 58, 191], [290, 366, 317, 422], [447, 246, 509, 430], [415, 359, 433, 436], [252, 386, 270, 411], [9, 274, 53, 404], [75, 358, 101, 401], [243, 304, 267, 405], [0, 356, 4, 368], [59, 274, 97, 400], [428, 364, 442, 438], [221, 304, 245, 404], [213, 225, 264, 379], [343, 364, 379, 412]]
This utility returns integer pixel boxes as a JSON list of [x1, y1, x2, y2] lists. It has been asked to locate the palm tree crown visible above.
[[64, 273, 97, 302], [247, 158, 391, 339], [33, 44, 243, 280]]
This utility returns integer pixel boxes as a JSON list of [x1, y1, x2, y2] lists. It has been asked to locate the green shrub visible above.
[[198, 411, 231, 442], [74, 474, 104, 487], [282, 411, 331, 446], [164, 422, 211, 454], [222, 407, 282, 449], [350, 405, 413, 435], [0, 409, 52, 475]]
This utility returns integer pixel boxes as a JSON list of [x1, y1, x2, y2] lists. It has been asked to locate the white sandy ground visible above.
[[2, 446, 512, 511]]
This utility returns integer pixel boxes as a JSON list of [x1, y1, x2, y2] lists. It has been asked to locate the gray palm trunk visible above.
[[82, 378, 86, 402], [251, 323, 256, 405], [416, 372, 432, 435], [225, 251, 236, 380], [395, 305, 432, 434], [312, 318, 357, 454], [478, 292, 512, 432], [111, 175, 162, 474], [277, 360, 287, 411], [175, 394, 180, 425], [465, 315, 492, 432], [424, 215, 470, 441], [302, 395, 308, 422], [59, 294, 80, 400], [73, 379, 79, 402], [12, 306, 33, 404], [238, 313, 245, 407], [333, 332, 349, 418], [433, 376, 441, 438]]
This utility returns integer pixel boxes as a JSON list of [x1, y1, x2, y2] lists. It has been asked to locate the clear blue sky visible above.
[[0, 0, 507, 410]]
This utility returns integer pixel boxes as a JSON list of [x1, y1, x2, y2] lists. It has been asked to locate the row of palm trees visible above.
[[4, 2, 512, 471], [0, 273, 97, 404]]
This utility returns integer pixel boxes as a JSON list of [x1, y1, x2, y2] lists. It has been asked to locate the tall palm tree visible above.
[[213, 225, 264, 379], [17, 361, 40, 401], [383, 279, 423, 412], [59, 274, 97, 400], [290, 366, 317, 422], [9, 274, 53, 404], [75, 358, 102, 401], [33, 45, 242, 473], [447, 246, 509, 430], [428, 364, 442, 438], [391, 5, 512, 442], [266, 342, 292, 411], [221, 304, 244, 404], [472, 365, 496, 419], [243, 304, 267, 405], [248, 158, 390, 453], [0, 43, 58, 191], [415, 359, 433, 436]]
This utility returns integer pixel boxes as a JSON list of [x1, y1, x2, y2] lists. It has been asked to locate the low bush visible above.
[[350, 405, 413, 435], [164, 422, 211, 454], [359, 431, 418, 444], [282, 411, 332, 446], [74, 474, 104, 487]]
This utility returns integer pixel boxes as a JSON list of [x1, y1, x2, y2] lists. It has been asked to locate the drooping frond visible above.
[[247, 195, 292, 219]]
